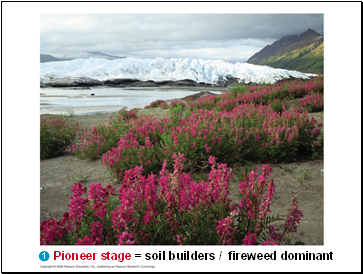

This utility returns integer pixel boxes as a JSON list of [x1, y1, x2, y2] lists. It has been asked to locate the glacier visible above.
[[40, 57, 318, 85]]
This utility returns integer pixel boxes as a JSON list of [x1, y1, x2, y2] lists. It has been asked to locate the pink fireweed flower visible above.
[[58, 212, 73, 231], [238, 165, 273, 222], [242, 231, 257, 245], [310, 117, 316, 125], [76, 236, 93, 245], [205, 144, 211, 153], [173, 136, 178, 145], [208, 162, 232, 205], [68, 183, 88, 227], [216, 211, 237, 245], [143, 210, 158, 225], [208, 155, 218, 165], [76, 221, 103, 245], [116, 232, 135, 245], [89, 221, 103, 245], [111, 187, 136, 232], [268, 225, 283, 243], [284, 197, 304, 233], [255, 179, 275, 232], [176, 235, 187, 245], [88, 183, 115, 220], [40, 218, 67, 245]]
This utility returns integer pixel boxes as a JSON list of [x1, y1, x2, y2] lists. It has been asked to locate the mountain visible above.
[[40, 52, 125, 63], [247, 29, 323, 74], [85, 51, 125, 60], [40, 54, 64, 63], [40, 57, 317, 86]]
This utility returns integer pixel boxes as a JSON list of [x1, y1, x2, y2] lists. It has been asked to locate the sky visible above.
[[41, 14, 323, 63]]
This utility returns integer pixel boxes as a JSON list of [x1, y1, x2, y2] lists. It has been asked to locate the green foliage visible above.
[[146, 100, 167, 109], [40, 118, 79, 160], [279, 163, 297, 174], [167, 103, 185, 127], [250, 37, 324, 74], [183, 108, 192, 118], [105, 145, 161, 183], [311, 144, 319, 159], [230, 85, 250, 98], [300, 168, 312, 180], [298, 168, 312, 183], [71, 174, 89, 183], [269, 99, 286, 113], [73, 118, 130, 160]]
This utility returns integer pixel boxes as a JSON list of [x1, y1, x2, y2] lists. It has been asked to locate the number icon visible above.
[[39, 251, 50, 261]]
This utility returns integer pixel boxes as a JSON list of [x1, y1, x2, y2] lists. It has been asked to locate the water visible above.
[[40, 87, 223, 115]]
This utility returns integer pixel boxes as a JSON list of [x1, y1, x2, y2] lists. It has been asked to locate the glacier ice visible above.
[[40, 57, 317, 85]]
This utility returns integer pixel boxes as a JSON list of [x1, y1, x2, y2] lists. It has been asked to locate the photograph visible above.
[[1, 2, 361, 272]]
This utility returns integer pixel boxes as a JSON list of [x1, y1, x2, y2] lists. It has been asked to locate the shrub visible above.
[[169, 100, 186, 109], [145, 100, 167, 109], [40, 118, 79, 160], [118, 107, 138, 120], [40, 154, 303, 245], [230, 84, 250, 98], [185, 96, 195, 103], [102, 132, 161, 182], [72, 117, 130, 160], [187, 95, 219, 111], [159, 101, 168, 109], [269, 99, 286, 113]]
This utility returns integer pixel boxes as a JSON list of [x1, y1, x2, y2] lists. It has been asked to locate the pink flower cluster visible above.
[[216, 211, 237, 245], [187, 76, 324, 112], [109, 153, 233, 244], [159, 101, 169, 109], [41, 183, 116, 245], [40, 215, 69, 245], [68, 183, 88, 227], [88, 183, 115, 219], [169, 100, 186, 109], [76, 221, 103, 245], [299, 93, 324, 112], [118, 106, 137, 120], [100, 100, 320, 181], [41, 154, 304, 245]]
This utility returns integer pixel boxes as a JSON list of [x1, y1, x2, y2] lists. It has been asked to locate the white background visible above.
[[1, 2, 361, 272]]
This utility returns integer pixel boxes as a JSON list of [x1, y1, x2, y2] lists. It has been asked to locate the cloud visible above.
[[40, 14, 323, 62]]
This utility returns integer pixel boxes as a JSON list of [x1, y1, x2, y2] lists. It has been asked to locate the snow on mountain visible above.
[[40, 57, 317, 85]]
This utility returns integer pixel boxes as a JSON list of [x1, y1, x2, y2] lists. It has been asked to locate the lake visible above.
[[40, 87, 224, 115]]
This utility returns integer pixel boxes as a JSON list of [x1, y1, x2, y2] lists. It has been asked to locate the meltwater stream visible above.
[[40, 87, 223, 115]]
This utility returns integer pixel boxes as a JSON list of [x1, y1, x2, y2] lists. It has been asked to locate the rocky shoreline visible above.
[[40, 77, 242, 88], [40, 75, 311, 89]]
